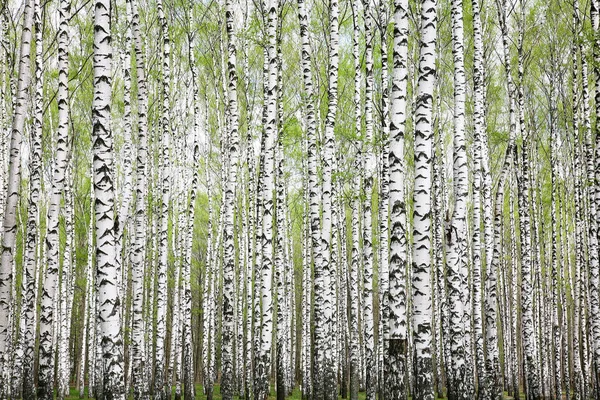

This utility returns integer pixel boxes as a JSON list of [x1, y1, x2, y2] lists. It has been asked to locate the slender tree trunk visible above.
[[20, 1, 42, 398], [516, 19, 539, 394], [0, 1, 33, 387], [221, 0, 241, 395], [129, 0, 149, 398], [445, 0, 471, 396], [275, 138, 286, 400], [377, 0, 390, 395], [58, 165, 75, 399], [80, 178, 95, 399], [412, 0, 436, 397], [471, 0, 490, 396], [473, 0, 499, 396], [93, 0, 124, 397], [154, 0, 171, 397], [591, 1, 600, 396], [254, 1, 278, 398], [387, 0, 408, 396], [183, 42, 200, 400], [313, 0, 339, 397], [37, 0, 70, 397], [361, 0, 377, 397]]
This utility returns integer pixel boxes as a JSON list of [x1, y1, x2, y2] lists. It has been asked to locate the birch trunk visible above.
[[255, 0, 278, 396], [58, 165, 74, 399], [37, 0, 70, 396], [129, 0, 149, 397], [221, 0, 241, 395], [21, 0, 42, 397], [362, 1, 377, 398], [412, 0, 436, 396], [387, 0, 408, 396], [93, 0, 124, 397], [446, 0, 471, 396], [314, 0, 339, 396], [80, 179, 95, 399], [0, 0, 33, 385], [154, 0, 171, 396], [591, 0, 600, 394]]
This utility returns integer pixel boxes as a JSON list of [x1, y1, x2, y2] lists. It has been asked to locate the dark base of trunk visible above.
[[387, 339, 408, 400], [341, 364, 348, 399], [413, 349, 434, 400], [277, 371, 285, 400], [349, 363, 359, 400]]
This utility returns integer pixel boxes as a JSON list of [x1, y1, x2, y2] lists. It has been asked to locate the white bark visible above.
[[255, 0, 278, 396], [93, 0, 124, 396], [20, 0, 42, 397], [80, 177, 95, 399], [58, 165, 74, 399], [38, 0, 70, 396], [0, 0, 33, 385], [221, 0, 241, 397], [362, 1, 376, 398], [445, 0, 471, 396], [412, 0, 436, 396], [154, 0, 171, 396], [129, 0, 149, 397], [387, 0, 408, 395]]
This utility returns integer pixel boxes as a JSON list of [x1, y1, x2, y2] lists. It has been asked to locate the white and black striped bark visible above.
[[517, 11, 539, 394], [116, 0, 134, 312], [296, 0, 318, 396], [275, 137, 287, 400], [312, 0, 339, 397], [387, 0, 408, 396], [20, 0, 42, 397], [362, 1, 377, 398], [183, 44, 200, 400], [129, 0, 149, 397], [0, 0, 32, 385], [203, 156, 216, 400], [154, 0, 171, 396], [58, 165, 74, 399], [37, 0, 70, 397], [80, 178, 95, 399], [446, 0, 471, 396], [301, 187, 312, 400], [412, 0, 436, 397], [348, 6, 363, 400], [473, 0, 498, 396], [591, 0, 600, 393], [93, 0, 125, 397], [254, 0, 278, 397], [221, 0, 241, 396], [471, 0, 488, 396], [547, 63, 562, 400], [377, 1, 390, 395]]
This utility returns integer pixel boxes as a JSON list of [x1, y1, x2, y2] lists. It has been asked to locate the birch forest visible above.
[[0, 0, 600, 398]]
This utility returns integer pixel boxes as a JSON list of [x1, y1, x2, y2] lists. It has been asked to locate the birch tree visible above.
[[412, 0, 436, 397], [92, 0, 124, 396], [221, 0, 241, 395], [0, 1, 33, 386], [37, 1, 71, 397], [387, 0, 409, 396], [20, 0, 43, 397]]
